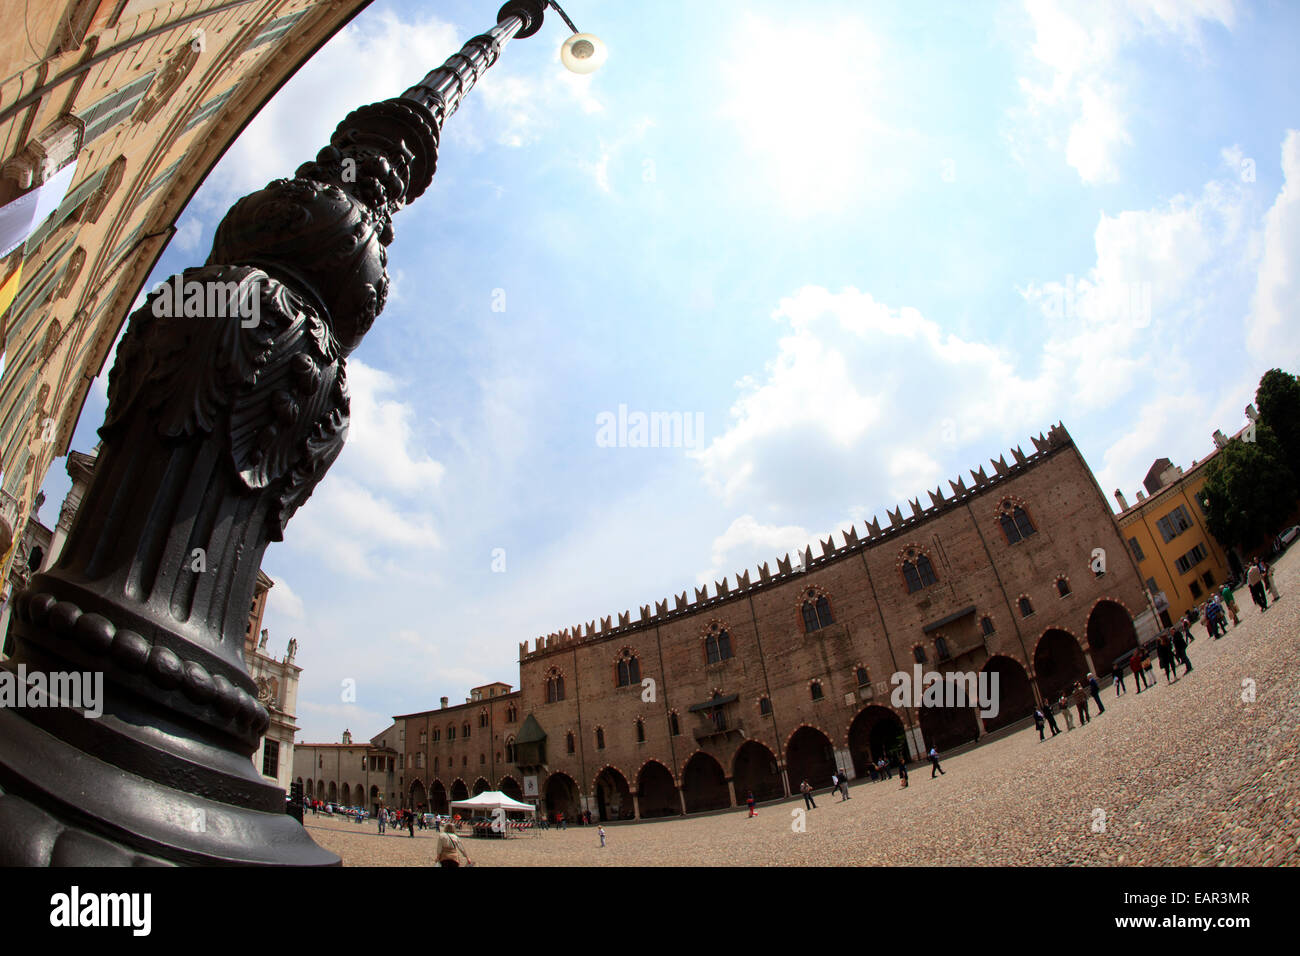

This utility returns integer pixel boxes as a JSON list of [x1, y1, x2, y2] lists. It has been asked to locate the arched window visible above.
[[595, 727, 605, 750], [913, 645, 927, 664], [433, 727, 441, 742], [448, 724, 456, 740], [800, 588, 834, 632], [935, 636, 950, 660], [810, 680, 824, 701], [759, 696, 772, 716], [668, 711, 680, 736], [507, 705, 517, 722], [980, 615, 995, 636], [478, 710, 489, 728], [999, 500, 1038, 544], [506, 739, 516, 762], [461, 722, 471, 738], [479, 754, 486, 765], [434, 757, 439, 772], [546, 668, 566, 703], [704, 624, 733, 664], [1019, 596, 1034, 617], [901, 549, 938, 592], [616, 649, 641, 687], [419, 730, 427, 745], [635, 718, 645, 743], [566, 731, 575, 754], [855, 666, 870, 686], [1056, 577, 1071, 597]]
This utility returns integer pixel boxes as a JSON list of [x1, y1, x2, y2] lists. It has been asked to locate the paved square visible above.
[[305, 549, 1299, 867]]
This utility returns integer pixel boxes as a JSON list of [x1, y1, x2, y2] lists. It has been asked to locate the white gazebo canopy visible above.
[[448, 790, 536, 815]]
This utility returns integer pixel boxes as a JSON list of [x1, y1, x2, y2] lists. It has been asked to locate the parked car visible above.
[[1275, 525, 1300, 553]]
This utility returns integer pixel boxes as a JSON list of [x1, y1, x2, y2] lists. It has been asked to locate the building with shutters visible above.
[[0, 0, 372, 602]]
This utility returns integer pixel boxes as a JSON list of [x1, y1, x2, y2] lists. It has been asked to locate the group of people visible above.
[[1033, 672, 1108, 738]]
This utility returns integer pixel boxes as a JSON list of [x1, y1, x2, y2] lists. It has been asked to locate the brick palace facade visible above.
[[297, 424, 1150, 821]]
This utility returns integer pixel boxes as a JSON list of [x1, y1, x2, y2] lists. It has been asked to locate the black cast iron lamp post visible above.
[[0, 0, 598, 866]]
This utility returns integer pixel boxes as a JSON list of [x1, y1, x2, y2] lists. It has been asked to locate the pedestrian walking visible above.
[[1111, 661, 1127, 696], [1171, 625, 1192, 675], [1087, 672, 1106, 715], [1059, 692, 1075, 729], [436, 823, 473, 868], [1033, 708, 1046, 741], [896, 752, 909, 788], [559, 811, 566, 830], [878, 757, 892, 780], [1071, 682, 1090, 724], [838, 769, 851, 800], [407, 811, 415, 837], [1180, 614, 1195, 645], [1247, 562, 1269, 611], [1042, 697, 1061, 735], [928, 746, 945, 777], [1262, 561, 1280, 602], [1129, 648, 1149, 692], [746, 790, 756, 817], [598, 825, 606, 848], [800, 779, 816, 810], [1220, 584, 1240, 627], [377, 806, 386, 835], [830, 771, 840, 799]]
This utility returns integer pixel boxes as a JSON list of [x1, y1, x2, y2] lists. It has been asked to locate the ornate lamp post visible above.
[[0, 0, 600, 866]]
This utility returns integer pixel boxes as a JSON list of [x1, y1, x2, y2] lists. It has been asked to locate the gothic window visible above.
[[506, 739, 516, 762], [479, 710, 489, 728], [595, 727, 606, 750], [980, 615, 995, 636], [432, 728, 440, 742], [710, 708, 727, 731], [901, 548, 938, 593], [1019, 596, 1034, 617], [448, 724, 456, 740], [479, 754, 485, 765], [566, 731, 575, 754], [855, 666, 870, 686], [935, 636, 950, 660], [999, 499, 1038, 544], [546, 668, 565, 703], [616, 649, 641, 687], [913, 645, 927, 664], [704, 624, 733, 664], [800, 588, 834, 632], [759, 696, 772, 716], [1056, 577, 1071, 597], [668, 711, 680, 736], [461, 722, 470, 738], [507, 705, 518, 722], [635, 718, 645, 743], [810, 680, 824, 701]]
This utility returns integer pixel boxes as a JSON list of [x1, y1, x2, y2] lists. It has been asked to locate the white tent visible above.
[[448, 790, 536, 815]]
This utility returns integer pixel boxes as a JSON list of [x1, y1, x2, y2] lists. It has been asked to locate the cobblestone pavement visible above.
[[305, 550, 1300, 867]]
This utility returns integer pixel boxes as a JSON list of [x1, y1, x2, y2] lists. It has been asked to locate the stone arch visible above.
[[847, 705, 909, 775], [369, 785, 380, 809], [305, 779, 314, 799], [681, 751, 730, 812], [429, 780, 448, 814], [593, 765, 632, 822], [340, 783, 351, 806], [327, 781, 337, 803], [785, 725, 837, 790], [410, 778, 427, 811], [1034, 627, 1090, 703], [544, 771, 580, 823], [1086, 599, 1139, 669], [498, 775, 524, 802], [916, 695, 981, 753], [979, 655, 1036, 732], [449, 778, 469, 802], [316, 779, 325, 801], [731, 740, 783, 802], [636, 760, 678, 818], [472, 776, 491, 796]]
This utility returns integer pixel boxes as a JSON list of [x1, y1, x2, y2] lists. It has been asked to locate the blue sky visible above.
[[39, 0, 1300, 742]]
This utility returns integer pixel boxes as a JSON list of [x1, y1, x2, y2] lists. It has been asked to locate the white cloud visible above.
[[266, 575, 305, 619], [339, 360, 445, 495], [698, 514, 812, 584], [1013, 0, 1235, 183], [1247, 129, 1300, 367]]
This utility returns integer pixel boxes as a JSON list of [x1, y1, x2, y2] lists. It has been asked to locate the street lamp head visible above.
[[560, 31, 607, 73]]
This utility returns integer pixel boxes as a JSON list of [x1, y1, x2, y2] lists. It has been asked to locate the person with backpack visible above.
[[800, 779, 816, 810]]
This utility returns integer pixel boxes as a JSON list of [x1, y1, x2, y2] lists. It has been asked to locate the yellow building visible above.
[[1114, 431, 1246, 628], [0, 0, 371, 596]]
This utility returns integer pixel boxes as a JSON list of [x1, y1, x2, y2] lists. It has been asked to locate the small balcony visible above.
[[694, 718, 744, 743]]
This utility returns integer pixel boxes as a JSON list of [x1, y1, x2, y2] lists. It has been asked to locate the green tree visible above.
[[1202, 424, 1297, 554], [1256, 368, 1300, 491]]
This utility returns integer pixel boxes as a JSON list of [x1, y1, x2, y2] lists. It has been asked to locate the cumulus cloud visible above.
[[1247, 129, 1300, 367], [1013, 0, 1236, 182]]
